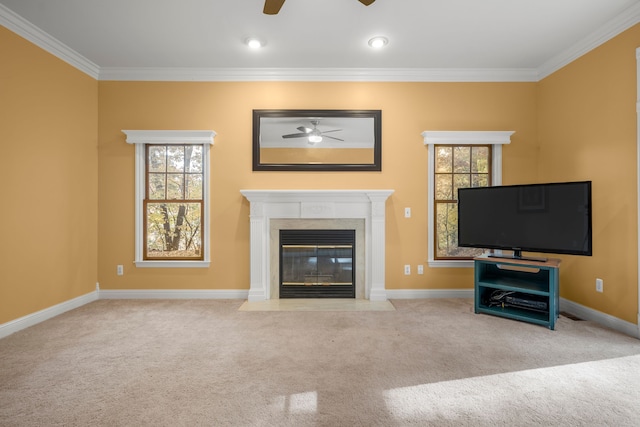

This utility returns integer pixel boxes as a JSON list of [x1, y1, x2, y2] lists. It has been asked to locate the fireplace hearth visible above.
[[280, 229, 355, 298]]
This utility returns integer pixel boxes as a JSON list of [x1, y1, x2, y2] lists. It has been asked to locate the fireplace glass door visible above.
[[280, 229, 355, 298]]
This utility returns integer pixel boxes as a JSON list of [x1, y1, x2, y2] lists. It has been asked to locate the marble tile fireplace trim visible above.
[[240, 190, 394, 301]]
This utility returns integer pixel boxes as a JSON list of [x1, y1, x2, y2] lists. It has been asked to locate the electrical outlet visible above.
[[417, 265, 424, 275], [404, 264, 411, 275], [404, 207, 411, 218], [117, 265, 124, 276], [596, 278, 603, 293]]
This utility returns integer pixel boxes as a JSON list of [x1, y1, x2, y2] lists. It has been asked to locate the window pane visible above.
[[472, 174, 489, 187], [148, 173, 166, 199], [167, 174, 184, 199], [435, 174, 453, 200], [167, 146, 184, 173], [435, 202, 484, 259], [186, 174, 203, 199], [472, 146, 490, 173], [435, 202, 458, 258], [187, 146, 203, 173], [146, 202, 202, 259], [435, 146, 452, 173], [453, 146, 470, 173], [148, 146, 166, 172], [453, 174, 470, 200]]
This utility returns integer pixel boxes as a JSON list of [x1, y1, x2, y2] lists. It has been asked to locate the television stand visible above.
[[474, 254, 560, 330]]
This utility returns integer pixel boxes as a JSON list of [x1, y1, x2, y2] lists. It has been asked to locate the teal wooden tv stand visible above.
[[474, 254, 561, 330]]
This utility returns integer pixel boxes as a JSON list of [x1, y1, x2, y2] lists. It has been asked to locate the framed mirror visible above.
[[253, 109, 382, 171]]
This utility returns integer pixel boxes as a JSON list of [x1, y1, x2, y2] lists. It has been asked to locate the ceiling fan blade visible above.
[[282, 133, 309, 139], [324, 135, 345, 142], [321, 129, 342, 134], [297, 126, 312, 133], [358, 0, 375, 5], [264, 0, 286, 15]]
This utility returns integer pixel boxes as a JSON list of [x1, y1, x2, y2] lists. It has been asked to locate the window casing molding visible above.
[[123, 130, 216, 268], [422, 131, 514, 268]]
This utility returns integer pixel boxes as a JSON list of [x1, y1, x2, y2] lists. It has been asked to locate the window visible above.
[[123, 130, 216, 268], [423, 131, 513, 268], [434, 145, 491, 260], [146, 145, 203, 260]]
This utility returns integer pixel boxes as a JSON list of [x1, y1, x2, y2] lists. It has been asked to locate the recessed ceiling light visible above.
[[368, 36, 388, 49], [245, 37, 265, 49]]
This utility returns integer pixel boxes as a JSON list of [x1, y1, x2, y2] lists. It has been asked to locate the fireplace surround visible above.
[[240, 190, 394, 301]]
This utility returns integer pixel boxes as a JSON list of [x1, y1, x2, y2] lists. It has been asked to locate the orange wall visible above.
[[3, 21, 638, 328], [537, 24, 640, 323], [0, 27, 98, 324], [98, 81, 538, 293]]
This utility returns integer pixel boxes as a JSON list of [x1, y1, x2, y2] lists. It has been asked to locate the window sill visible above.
[[135, 260, 210, 268], [428, 260, 473, 268]]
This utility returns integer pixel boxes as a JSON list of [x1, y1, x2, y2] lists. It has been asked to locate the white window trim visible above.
[[123, 130, 216, 268], [422, 131, 514, 268]]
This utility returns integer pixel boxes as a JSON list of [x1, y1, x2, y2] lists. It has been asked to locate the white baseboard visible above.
[[99, 289, 249, 299], [560, 298, 640, 339], [0, 291, 98, 339]]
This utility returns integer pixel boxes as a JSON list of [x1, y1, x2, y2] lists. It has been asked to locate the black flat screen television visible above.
[[457, 181, 592, 260]]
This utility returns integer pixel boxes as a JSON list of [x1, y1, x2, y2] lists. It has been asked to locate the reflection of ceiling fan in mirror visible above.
[[264, 0, 375, 15], [282, 120, 343, 145]]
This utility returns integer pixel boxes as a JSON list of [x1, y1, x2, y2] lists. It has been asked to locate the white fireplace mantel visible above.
[[240, 189, 394, 301]]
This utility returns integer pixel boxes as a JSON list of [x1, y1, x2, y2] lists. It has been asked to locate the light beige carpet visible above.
[[1, 298, 639, 426]]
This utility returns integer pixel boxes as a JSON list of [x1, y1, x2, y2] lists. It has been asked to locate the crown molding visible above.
[[98, 67, 538, 82], [0, 4, 99, 79], [537, 2, 640, 80]]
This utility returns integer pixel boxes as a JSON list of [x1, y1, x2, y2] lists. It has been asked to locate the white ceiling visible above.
[[1, 0, 639, 81]]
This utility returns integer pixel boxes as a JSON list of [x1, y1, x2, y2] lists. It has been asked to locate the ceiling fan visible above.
[[282, 120, 344, 144], [264, 0, 375, 15]]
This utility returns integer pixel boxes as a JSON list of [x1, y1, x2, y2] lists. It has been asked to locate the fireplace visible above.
[[280, 229, 355, 298], [240, 189, 394, 301]]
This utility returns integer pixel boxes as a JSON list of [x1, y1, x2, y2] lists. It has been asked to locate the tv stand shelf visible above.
[[474, 254, 560, 330]]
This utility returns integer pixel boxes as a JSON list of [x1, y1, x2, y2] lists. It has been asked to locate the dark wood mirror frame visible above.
[[252, 109, 382, 171]]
